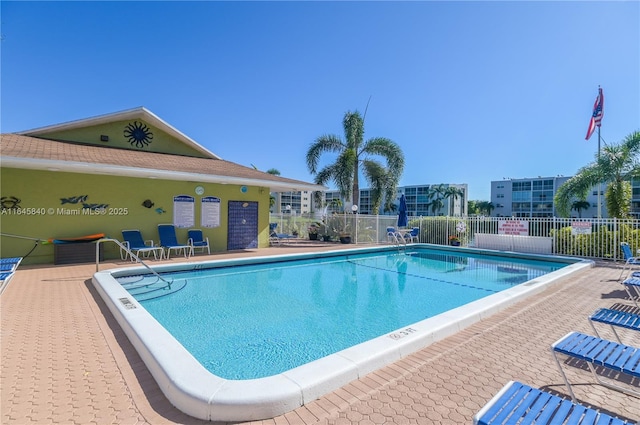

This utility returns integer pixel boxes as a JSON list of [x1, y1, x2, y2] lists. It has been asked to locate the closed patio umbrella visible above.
[[397, 194, 408, 228]]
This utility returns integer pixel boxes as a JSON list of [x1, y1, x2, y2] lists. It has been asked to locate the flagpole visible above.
[[597, 124, 602, 219]]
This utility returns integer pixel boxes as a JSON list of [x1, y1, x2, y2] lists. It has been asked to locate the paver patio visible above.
[[2, 245, 639, 424]]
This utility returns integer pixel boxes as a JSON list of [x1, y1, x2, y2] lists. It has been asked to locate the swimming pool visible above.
[[93, 245, 592, 421]]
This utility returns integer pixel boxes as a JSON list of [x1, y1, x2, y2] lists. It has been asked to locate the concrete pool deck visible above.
[[2, 244, 640, 424]]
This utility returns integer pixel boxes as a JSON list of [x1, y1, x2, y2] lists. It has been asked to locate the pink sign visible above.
[[571, 221, 592, 235]]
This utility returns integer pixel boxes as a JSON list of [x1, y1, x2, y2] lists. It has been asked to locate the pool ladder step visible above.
[[126, 279, 187, 301]]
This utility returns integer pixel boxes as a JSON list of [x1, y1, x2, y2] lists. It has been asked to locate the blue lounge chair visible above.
[[620, 277, 640, 308], [269, 223, 296, 246], [158, 224, 193, 259], [187, 229, 210, 255], [0, 257, 22, 272], [402, 227, 420, 243], [474, 380, 634, 425], [589, 307, 640, 343], [386, 227, 403, 244], [0, 263, 16, 272], [121, 230, 164, 261], [551, 331, 640, 401], [619, 242, 640, 280], [0, 271, 16, 295]]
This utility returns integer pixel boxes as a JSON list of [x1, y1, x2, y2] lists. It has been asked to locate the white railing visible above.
[[270, 213, 640, 261], [96, 238, 174, 288]]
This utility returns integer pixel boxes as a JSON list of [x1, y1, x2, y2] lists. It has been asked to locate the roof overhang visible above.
[[2, 157, 326, 193]]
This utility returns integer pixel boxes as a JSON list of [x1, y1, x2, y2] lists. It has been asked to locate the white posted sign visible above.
[[498, 219, 529, 236]]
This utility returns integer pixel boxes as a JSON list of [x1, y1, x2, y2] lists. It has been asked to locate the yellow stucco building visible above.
[[1, 107, 323, 264]]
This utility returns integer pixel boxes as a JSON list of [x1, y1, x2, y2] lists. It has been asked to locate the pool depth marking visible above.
[[388, 327, 418, 340], [118, 297, 137, 310]]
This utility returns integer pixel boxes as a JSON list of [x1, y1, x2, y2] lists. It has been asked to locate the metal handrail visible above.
[[95, 238, 172, 287]]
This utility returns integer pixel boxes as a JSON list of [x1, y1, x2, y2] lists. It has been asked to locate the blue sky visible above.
[[2, 1, 639, 201]]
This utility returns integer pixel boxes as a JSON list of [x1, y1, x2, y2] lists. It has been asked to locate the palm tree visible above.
[[383, 203, 398, 214], [571, 200, 591, 218], [444, 186, 464, 216], [467, 200, 479, 216], [328, 198, 343, 213], [477, 201, 494, 216], [306, 110, 404, 212], [428, 198, 444, 215], [427, 184, 446, 215], [555, 131, 640, 218], [266, 168, 280, 212]]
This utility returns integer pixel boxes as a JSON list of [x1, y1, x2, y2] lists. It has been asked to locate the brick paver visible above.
[[2, 247, 639, 424]]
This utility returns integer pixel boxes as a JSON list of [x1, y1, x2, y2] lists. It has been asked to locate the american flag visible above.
[[585, 87, 604, 140]]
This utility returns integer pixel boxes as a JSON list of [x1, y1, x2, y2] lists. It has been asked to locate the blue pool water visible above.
[[116, 248, 565, 380]]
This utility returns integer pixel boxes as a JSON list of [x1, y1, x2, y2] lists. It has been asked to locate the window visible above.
[[513, 191, 532, 201], [513, 181, 531, 191]]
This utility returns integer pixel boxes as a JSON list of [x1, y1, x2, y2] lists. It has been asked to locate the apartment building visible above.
[[324, 183, 468, 216], [490, 176, 605, 218], [271, 191, 314, 215]]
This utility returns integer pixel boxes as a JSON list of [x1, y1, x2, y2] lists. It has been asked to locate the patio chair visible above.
[[269, 223, 296, 246], [0, 271, 15, 294], [0, 271, 15, 284], [551, 331, 640, 401], [0, 257, 22, 272], [158, 224, 193, 259], [386, 227, 402, 244], [474, 380, 634, 425], [589, 307, 640, 344], [618, 242, 640, 280], [121, 230, 164, 261], [402, 227, 420, 243], [187, 229, 210, 255], [0, 263, 17, 272], [621, 277, 640, 308]]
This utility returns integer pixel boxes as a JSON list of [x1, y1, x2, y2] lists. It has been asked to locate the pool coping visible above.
[[92, 244, 593, 421]]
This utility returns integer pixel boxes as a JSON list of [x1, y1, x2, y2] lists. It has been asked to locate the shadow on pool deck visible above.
[[1, 246, 639, 425]]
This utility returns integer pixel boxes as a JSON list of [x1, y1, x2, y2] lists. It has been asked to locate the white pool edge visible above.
[[92, 246, 593, 421]]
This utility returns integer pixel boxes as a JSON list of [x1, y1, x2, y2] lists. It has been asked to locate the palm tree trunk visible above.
[[352, 164, 360, 207]]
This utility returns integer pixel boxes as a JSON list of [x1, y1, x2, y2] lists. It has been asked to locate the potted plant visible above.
[[308, 224, 319, 240], [339, 232, 352, 244], [449, 235, 461, 246]]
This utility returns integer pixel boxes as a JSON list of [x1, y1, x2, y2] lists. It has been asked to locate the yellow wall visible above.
[[0, 168, 270, 264], [36, 119, 208, 157]]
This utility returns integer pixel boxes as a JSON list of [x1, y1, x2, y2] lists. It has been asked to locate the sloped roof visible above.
[[1, 133, 325, 193], [19, 107, 220, 159]]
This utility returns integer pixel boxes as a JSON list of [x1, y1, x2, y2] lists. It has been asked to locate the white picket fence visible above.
[[270, 213, 640, 261]]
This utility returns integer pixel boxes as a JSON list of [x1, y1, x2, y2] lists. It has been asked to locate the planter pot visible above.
[[450, 241, 461, 246], [339, 236, 352, 244], [322, 235, 332, 242], [309, 233, 319, 241]]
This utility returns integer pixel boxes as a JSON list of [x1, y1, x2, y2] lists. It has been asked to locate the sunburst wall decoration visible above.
[[124, 121, 154, 148]]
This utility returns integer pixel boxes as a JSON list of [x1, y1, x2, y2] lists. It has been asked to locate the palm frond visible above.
[[554, 167, 601, 217], [343, 111, 364, 149], [306, 134, 344, 174], [361, 160, 389, 212], [361, 137, 405, 176]]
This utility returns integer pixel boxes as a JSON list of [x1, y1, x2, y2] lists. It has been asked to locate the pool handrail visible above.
[[96, 238, 173, 287]]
